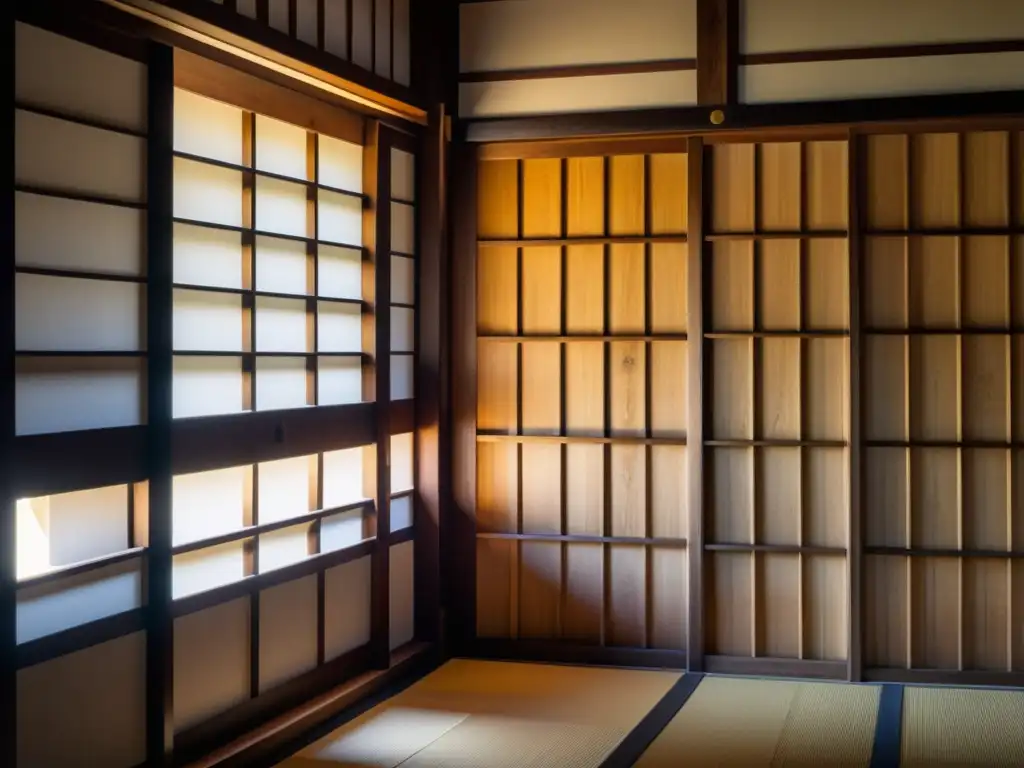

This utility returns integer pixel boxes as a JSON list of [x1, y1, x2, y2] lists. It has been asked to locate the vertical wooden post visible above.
[[686, 137, 706, 671], [145, 39, 176, 765], [696, 0, 739, 106], [848, 130, 864, 681]]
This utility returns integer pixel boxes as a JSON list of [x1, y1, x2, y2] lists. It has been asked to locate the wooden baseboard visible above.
[[864, 668, 1024, 688], [470, 639, 688, 670], [703, 655, 848, 680]]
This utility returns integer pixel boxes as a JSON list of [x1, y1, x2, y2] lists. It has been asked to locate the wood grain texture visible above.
[[963, 558, 1010, 671], [710, 447, 753, 544], [805, 448, 848, 549], [805, 140, 848, 230], [650, 244, 687, 333], [520, 443, 562, 638], [477, 159, 518, 238], [758, 553, 801, 658], [477, 441, 518, 534], [964, 131, 1009, 227], [521, 247, 561, 333], [565, 245, 604, 333], [963, 235, 1010, 327], [963, 335, 1009, 442], [865, 336, 908, 441], [910, 556, 961, 669], [963, 449, 1010, 551], [758, 447, 801, 545], [759, 338, 800, 439], [649, 153, 687, 235], [477, 246, 517, 334], [476, 539, 515, 637], [565, 341, 604, 436], [909, 336, 959, 441], [865, 554, 909, 668], [711, 241, 754, 330], [566, 156, 604, 236], [806, 239, 849, 330], [651, 547, 687, 650], [759, 240, 800, 329], [759, 143, 801, 231], [912, 133, 960, 229], [521, 341, 560, 435], [712, 143, 754, 233], [865, 448, 909, 548], [1013, 559, 1024, 670], [909, 236, 958, 327], [609, 545, 646, 647], [710, 552, 753, 656], [696, 0, 738, 105], [805, 338, 848, 441], [610, 155, 644, 236], [610, 341, 646, 437], [477, 342, 517, 433], [610, 245, 645, 333], [804, 554, 848, 661], [564, 444, 603, 640], [910, 448, 960, 549], [711, 339, 752, 439], [866, 135, 907, 229], [650, 341, 687, 437], [863, 237, 908, 327], [522, 158, 561, 238]]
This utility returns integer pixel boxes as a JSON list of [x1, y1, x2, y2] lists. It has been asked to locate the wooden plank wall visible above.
[[464, 124, 1024, 683]]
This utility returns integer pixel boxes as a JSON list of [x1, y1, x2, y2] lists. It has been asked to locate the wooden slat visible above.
[[848, 131, 863, 681], [687, 136, 705, 671]]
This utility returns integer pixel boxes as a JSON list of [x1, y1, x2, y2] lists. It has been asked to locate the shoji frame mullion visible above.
[[558, 157, 568, 641], [601, 155, 612, 647], [514, 158, 524, 640], [796, 141, 807, 661], [849, 130, 864, 681], [243, 111, 257, 411], [642, 154, 654, 649], [955, 131, 966, 672], [1011, 131, 1021, 670], [306, 130, 319, 407], [750, 143, 761, 657]]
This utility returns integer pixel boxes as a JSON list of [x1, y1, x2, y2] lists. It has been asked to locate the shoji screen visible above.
[[13, 22, 148, 768], [475, 151, 689, 651]]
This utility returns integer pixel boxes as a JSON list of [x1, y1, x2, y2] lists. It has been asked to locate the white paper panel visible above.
[[318, 357, 362, 406], [319, 190, 362, 246], [173, 356, 245, 419], [35, 484, 129, 568], [323, 447, 367, 507], [256, 176, 307, 238], [16, 357, 144, 436], [323, 0, 350, 59], [391, 149, 415, 202], [174, 157, 243, 226], [172, 541, 247, 599], [18, 632, 146, 768], [16, 23, 147, 133], [741, 52, 1024, 104], [173, 599, 250, 732], [268, 0, 290, 33], [256, 114, 308, 180], [351, 0, 373, 71], [459, 70, 698, 118], [391, 201, 415, 255], [256, 235, 309, 295], [319, 244, 363, 300], [391, 432, 414, 493], [259, 455, 313, 524], [259, 524, 310, 572], [324, 556, 371, 661], [393, 0, 411, 86], [391, 306, 415, 352], [318, 303, 362, 352], [391, 255, 415, 305], [256, 357, 308, 411], [319, 135, 363, 193], [390, 494, 413, 531], [16, 192, 145, 277], [16, 558, 142, 644], [174, 289, 243, 352], [256, 296, 308, 352], [296, 0, 319, 46], [16, 274, 143, 352], [173, 465, 248, 546], [391, 354, 414, 401], [174, 223, 244, 289], [259, 575, 318, 692], [375, 0, 392, 77], [16, 110, 146, 203], [389, 540, 414, 650], [173, 89, 243, 165], [321, 507, 369, 552], [460, 0, 697, 72], [742, 0, 1024, 54]]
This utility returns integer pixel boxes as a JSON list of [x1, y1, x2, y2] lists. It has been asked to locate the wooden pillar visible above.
[[696, 0, 739, 106]]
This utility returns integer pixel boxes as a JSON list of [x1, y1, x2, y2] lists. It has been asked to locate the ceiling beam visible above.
[[696, 0, 739, 105]]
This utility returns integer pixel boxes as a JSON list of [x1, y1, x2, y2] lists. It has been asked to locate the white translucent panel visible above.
[[256, 176, 307, 238], [173, 599, 250, 733], [374, 0, 391, 77], [174, 223, 243, 289], [172, 541, 247, 599], [318, 135, 363, 193], [16, 357, 144, 436], [256, 114, 308, 180], [16, 557, 142, 643], [391, 201, 415, 255], [351, 0, 373, 70], [173, 356, 245, 419], [318, 303, 362, 352], [391, 306, 415, 352], [16, 192, 145, 277], [393, 0, 411, 86], [391, 255, 414, 305], [319, 190, 362, 246], [16, 23, 147, 133], [16, 110, 146, 204], [173, 465, 248, 546], [391, 432, 414, 493], [17, 632, 146, 768], [324, 557, 371, 661], [391, 354, 414, 401], [321, 507, 369, 553], [174, 289, 243, 352], [173, 89, 243, 165], [16, 274, 143, 352], [256, 357, 308, 411], [174, 157, 243, 226], [258, 455, 313, 524], [259, 575, 318, 693], [391, 149, 415, 201], [390, 494, 413, 531], [318, 244, 363, 300], [296, 0, 319, 46], [258, 525, 310, 572], [323, 0, 350, 58], [256, 235, 309, 295], [322, 447, 367, 508], [319, 357, 363, 406], [17, 486, 128, 577], [237, 0, 257, 17], [268, 0, 290, 33], [389, 541, 415, 649], [256, 296, 308, 352]]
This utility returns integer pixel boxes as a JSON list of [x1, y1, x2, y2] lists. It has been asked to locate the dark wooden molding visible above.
[[704, 543, 847, 556], [478, 135, 691, 161], [472, 639, 688, 670], [703, 655, 847, 680], [15, 548, 145, 590], [16, 608, 146, 669], [696, 0, 738, 105], [477, 532, 687, 547], [460, 58, 697, 84], [864, 668, 1024, 687], [865, 546, 1024, 560], [743, 39, 1024, 67], [462, 90, 1024, 143]]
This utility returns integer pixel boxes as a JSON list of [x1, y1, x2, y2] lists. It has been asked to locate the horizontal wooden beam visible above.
[[703, 655, 847, 680], [479, 235, 687, 247], [864, 668, 1024, 687], [461, 59, 696, 83], [866, 546, 1024, 559], [477, 532, 687, 547], [471, 639, 688, 670], [742, 39, 1024, 67], [705, 543, 847, 556], [477, 434, 687, 447], [478, 135, 692, 161], [16, 608, 146, 669]]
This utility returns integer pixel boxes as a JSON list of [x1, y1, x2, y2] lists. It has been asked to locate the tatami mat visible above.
[[633, 677, 880, 767], [902, 686, 1024, 767], [279, 659, 681, 767]]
